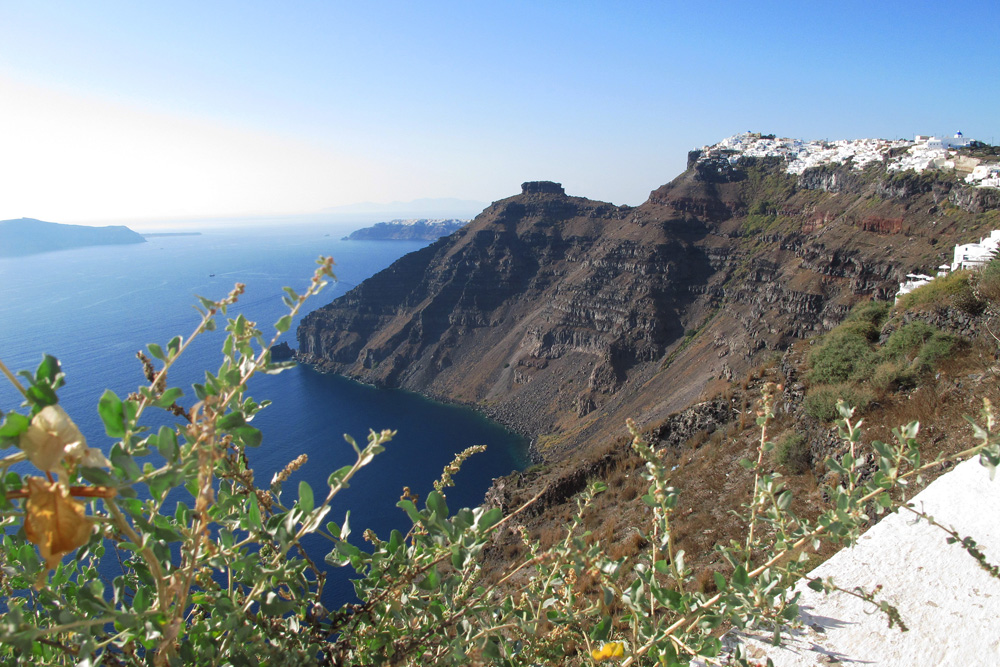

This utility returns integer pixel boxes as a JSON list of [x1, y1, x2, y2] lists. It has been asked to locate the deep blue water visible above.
[[0, 224, 528, 603]]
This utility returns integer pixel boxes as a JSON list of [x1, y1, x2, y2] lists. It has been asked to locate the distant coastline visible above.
[[342, 218, 468, 241], [142, 232, 202, 238], [0, 218, 145, 258]]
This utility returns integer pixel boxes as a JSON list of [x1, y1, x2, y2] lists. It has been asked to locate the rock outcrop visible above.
[[342, 219, 468, 241], [298, 150, 998, 463]]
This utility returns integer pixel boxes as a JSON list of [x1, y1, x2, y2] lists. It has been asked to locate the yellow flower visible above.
[[591, 641, 625, 661]]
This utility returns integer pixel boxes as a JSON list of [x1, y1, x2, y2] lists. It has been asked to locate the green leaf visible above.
[[274, 315, 292, 333], [147, 343, 165, 361], [155, 426, 178, 461], [328, 464, 353, 488], [589, 615, 612, 641], [481, 637, 502, 661], [35, 354, 61, 384], [298, 481, 314, 514], [246, 494, 263, 532], [98, 390, 127, 438], [217, 412, 246, 430], [260, 591, 295, 616], [652, 585, 682, 608], [776, 490, 793, 511], [477, 507, 502, 532], [325, 520, 341, 540], [807, 578, 825, 592], [781, 603, 799, 621], [233, 426, 262, 448], [27, 383, 58, 407], [397, 499, 423, 524], [153, 387, 183, 408], [110, 446, 142, 480], [426, 491, 449, 519], [698, 614, 723, 630], [0, 412, 30, 439], [167, 336, 182, 358], [79, 466, 114, 486], [713, 571, 727, 591], [732, 565, 749, 588], [388, 529, 403, 552]]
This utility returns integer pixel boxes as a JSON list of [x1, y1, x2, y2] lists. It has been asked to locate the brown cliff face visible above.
[[299, 180, 712, 439], [299, 164, 999, 462]]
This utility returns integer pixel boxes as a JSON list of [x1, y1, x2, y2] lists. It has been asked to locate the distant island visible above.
[[342, 219, 468, 241], [0, 218, 146, 258]]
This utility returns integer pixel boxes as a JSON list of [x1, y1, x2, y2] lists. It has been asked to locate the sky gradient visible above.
[[2, 1, 998, 227]]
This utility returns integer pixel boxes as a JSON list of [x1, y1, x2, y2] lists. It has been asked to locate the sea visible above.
[[0, 223, 529, 604]]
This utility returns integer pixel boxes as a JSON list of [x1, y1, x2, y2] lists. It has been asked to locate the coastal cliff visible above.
[[342, 218, 468, 241], [299, 139, 999, 463], [0, 218, 146, 257]]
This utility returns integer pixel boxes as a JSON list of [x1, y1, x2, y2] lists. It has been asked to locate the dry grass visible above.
[[479, 320, 999, 615]]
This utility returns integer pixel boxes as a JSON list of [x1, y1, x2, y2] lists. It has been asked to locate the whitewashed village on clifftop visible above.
[[696, 132, 1000, 303], [699, 131, 1000, 186]]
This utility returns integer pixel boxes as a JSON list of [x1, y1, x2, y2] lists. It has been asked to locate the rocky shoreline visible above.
[[295, 351, 543, 465]]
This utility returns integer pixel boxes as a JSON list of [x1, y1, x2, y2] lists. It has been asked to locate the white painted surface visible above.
[[699, 133, 999, 189], [724, 456, 1000, 666]]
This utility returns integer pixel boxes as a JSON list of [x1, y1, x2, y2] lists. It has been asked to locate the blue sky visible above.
[[1, 1, 998, 225]]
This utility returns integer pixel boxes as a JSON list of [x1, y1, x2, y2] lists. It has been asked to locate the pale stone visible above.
[[718, 456, 1000, 666]]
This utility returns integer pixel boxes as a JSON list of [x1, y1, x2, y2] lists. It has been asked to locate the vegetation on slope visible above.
[[4, 151, 1000, 663]]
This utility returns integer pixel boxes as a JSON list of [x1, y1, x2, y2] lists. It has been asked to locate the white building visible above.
[[699, 132, 998, 188], [926, 132, 971, 151], [966, 163, 1000, 188], [894, 230, 1000, 302], [952, 229, 1000, 271], [895, 273, 936, 303]]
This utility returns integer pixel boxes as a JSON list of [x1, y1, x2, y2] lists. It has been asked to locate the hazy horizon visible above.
[[2, 1, 998, 225]]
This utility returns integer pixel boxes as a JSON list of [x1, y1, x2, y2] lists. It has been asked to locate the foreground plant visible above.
[[0, 261, 996, 666]]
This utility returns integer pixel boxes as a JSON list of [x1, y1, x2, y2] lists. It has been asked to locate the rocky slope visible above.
[[298, 143, 1000, 465]]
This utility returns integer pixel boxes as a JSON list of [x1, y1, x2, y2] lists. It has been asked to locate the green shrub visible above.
[[807, 323, 879, 384], [775, 432, 810, 474], [881, 322, 956, 374], [871, 360, 918, 393], [883, 321, 936, 362], [804, 383, 874, 421], [916, 331, 957, 370], [845, 299, 891, 328], [0, 266, 995, 666], [894, 270, 973, 312], [975, 258, 1000, 304]]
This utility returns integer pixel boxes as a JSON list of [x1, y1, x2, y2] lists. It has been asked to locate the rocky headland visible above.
[[342, 218, 468, 241], [0, 218, 146, 258], [299, 138, 999, 461], [297, 132, 1000, 600]]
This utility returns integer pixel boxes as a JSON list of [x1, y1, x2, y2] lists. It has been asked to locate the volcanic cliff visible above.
[[298, 140, 999, 464]]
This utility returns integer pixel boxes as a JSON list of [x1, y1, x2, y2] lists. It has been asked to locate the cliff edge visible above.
[[299, 141, 1000, 463]]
